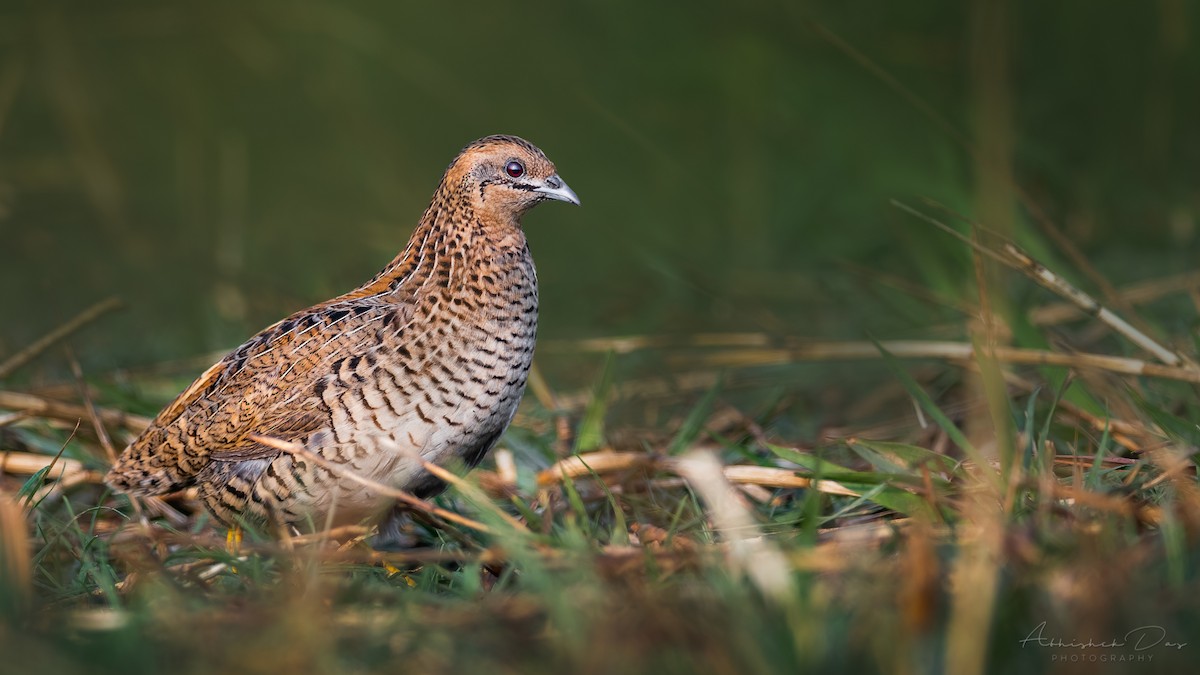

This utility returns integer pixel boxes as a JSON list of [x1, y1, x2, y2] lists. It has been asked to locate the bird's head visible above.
[[442, 135, 579, 224]]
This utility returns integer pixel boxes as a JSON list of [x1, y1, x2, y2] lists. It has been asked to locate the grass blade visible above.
[[574, 352, 615, 453], [870, 338, 997, 487], [667, 375, 723, 455]]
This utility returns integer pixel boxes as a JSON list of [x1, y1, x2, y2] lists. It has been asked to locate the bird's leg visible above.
[[372, 505, 420, 582], [372, 504, 422, 551], [225, 526, 243, 555]]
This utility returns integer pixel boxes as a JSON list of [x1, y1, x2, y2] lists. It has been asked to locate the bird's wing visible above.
[[106, 299, 411, 495]]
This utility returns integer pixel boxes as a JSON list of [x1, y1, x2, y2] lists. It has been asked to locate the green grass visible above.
[[4, 286, 1200, 675], [2, 5, 1199, 672]]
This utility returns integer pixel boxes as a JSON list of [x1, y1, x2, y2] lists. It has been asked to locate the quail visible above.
[[105, 135, 579, 531]]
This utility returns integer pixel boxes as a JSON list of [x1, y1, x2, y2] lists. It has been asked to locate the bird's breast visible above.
[[313, 245, 538, 498]]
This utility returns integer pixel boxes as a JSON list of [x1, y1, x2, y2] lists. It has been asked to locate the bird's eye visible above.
[[505, 160, 525, 178]]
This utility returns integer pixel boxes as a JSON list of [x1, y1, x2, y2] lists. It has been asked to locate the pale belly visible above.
[[254, 327, 534, 527]]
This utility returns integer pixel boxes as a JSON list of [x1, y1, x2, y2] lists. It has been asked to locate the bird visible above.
[[105, 134, 579, 536]]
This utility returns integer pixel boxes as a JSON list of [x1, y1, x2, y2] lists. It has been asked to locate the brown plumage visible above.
[[105, 135, 579, 530]]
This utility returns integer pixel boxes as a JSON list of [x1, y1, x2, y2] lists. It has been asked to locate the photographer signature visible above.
[[1020, 622, 1188, 651]]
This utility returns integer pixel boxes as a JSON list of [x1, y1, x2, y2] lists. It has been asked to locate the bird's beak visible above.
[[533, 174, 580, 206]]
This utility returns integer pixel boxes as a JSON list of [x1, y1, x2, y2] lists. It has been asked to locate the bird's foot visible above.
[[225, 526, 243, 555]]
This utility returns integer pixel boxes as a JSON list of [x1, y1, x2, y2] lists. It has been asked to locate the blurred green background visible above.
[[1, 0, 1198, 382]]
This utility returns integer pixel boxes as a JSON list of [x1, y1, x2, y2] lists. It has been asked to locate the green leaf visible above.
[[17, 466, 52, 504], [508, 495, 543, 531], [846, 439, 959, 475], [838, 482, 937, 519], [765, 444, 943, 518], [667, 375, 723, 455], [765, 443, 851, 472], [574, 352, 615, 453], [559, 470, 590, 538], [766, 443, 937, 486]]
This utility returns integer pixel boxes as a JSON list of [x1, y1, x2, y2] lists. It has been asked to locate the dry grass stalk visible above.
[[0, 490, 31, 611], [66, 608, 129, 631], [418, 460, 530, 533], [0, 450, 87, 479], [944, 492, 1004, 675], [547, 332, 771, 356], [493, 448, 518, 487], [1, 448, 102, 505], [248, 434, 493, 535], [1031, 270, 1200, 325], [686, 340, 1200, 384], [29, 470, 107, 505], [67, 349, 119, 464], [719, 464, 861, 496], [0, 411, 29, 428], [537, 449, 865, 498], [674, 450, 793, 601], [536, 450, 652, 485], [999, 241, 1189, 367], [525, 363, 561, 411], [0, 390, 151, 433], [986, 368, 1153, 451], [552, 332, 1200, 386], [0, 297, 122, 380], [1051, 455, 1139, 469], [895, 200, 1190, 368]]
